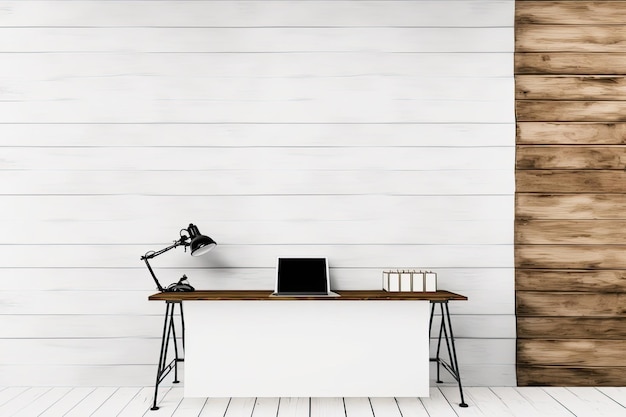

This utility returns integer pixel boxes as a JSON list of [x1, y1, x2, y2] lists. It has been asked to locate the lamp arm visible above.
[[140, 238, 188, 292]]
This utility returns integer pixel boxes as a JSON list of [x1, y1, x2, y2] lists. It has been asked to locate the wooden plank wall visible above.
[[0, 1, 515, 386], [516, 0, 626, 385]]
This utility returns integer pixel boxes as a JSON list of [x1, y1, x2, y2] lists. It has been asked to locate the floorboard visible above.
[[0, 387, 51, 416], [310, 397, 345, 417], [344, 397, 374, 417], [199, 397, 231, 417], [369, 398, 402, 417], [40, 387, 96, 417], [12, 387, 72, 417], [277, 397, 309, 417], [251, 397, 280, 417], [395, 397, 430, 417], [546, 387, 626, 417], [598, 387, 626, 408], [0, 387, 624, 416]]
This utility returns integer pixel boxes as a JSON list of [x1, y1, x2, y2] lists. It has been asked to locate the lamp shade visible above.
[[186, 223, 217, 257]]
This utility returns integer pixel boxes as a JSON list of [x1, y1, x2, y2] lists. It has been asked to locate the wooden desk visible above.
[[148, 290, 468, 410]]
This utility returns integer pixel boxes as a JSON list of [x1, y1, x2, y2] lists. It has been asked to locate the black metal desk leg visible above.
[[151, 301, 185, 411], [429, 301, 468, 408]]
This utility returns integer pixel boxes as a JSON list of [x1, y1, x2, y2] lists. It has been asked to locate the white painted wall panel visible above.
[[0, 0, 515, 387]]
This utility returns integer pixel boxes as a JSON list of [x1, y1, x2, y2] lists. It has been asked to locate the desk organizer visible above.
[[382, 270, 437, 292]]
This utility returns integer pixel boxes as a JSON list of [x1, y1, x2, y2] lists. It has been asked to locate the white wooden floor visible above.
[[0, 386, 625, 417]]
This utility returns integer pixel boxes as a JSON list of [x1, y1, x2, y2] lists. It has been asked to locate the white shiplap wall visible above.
[[0, 1, 515, 386]]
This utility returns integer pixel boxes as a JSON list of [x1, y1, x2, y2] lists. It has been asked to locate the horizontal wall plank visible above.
[[517, 317, 626, 339], [1, 78, 514, 108], [516, 269, 626, 292], [516, 76, 626, 100], [0, 1, 514, 27], [0, 364, 515, 387], [517, 366, 626, 386], [0, 52, 513, 80], [515, 52, 626, 75], [517, 122, 626, 145], [516, 101, 626, 122], [0, 170, 515, 195], [0, 123, 515, 148], [516, 170, 626, 193], [516, 219, 626, 244], [0, 219, 513, 245], [516, 25, 626, 53], [516, 1, 626, 25], [517, 146, 626, 170], [0, 267, 514, 294], [0, 244, 514, 269], [516, 244, 626, 269], [516, 194, 626, 220], [3, 314, 515, 339], [0, 28, 513, 53], [0, 195, 514, 222], [0, 147, 515, 171], [2, 338, 515, 366], [0, 99, 514, 124], [518, 339, 626, 367], [516, 292, 626, 317]]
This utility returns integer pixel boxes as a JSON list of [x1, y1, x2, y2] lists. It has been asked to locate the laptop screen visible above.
[[276, 257, 329, 294]]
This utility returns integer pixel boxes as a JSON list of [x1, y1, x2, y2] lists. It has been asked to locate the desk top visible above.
[[149, 290, 467, 302]]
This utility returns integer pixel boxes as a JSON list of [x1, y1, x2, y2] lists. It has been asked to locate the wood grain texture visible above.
[[516, 292, 626, 317], [517, 146, 626, 169], [516, 194, 626, 219], [515, 52, 626, 75], [516, 269, 626, 292], [517, 366, 626, 386], [516, 1, 626, 25], [518, 339, 626, 366], [516, 244, 626, 269], [517, 122, 626, 145], [516, 219, 626, 244], [517, 317, 626, 339], [516, 170, 626, 193], [516, 100, 626, 122], [516, 75, 626, 100], [515, 25, 626, 53]]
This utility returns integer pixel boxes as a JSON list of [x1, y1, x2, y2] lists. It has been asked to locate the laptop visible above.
[[272, 257, 340, 297]]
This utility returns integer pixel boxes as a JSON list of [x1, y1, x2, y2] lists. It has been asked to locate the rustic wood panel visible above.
[[517, 366, 626, 386], [516, 170, 626, 193], [517, 146, 626, 169], [516, 292, 626, 317], [516, 194, 626, 219], [516, 100, 626, 122], [516, 219, 626, 244], [515, 52, 626, 75], [515, 0, 626, 387], [516, 76, 626, 100], [516, 25, 626, 53], [516, 269, 626, 292], [516, 2, 626, 25], [518, 339, 626, 367], [517, 317, 626, 339], [517, 122, 626, 145], [516, 245, 626, 269]]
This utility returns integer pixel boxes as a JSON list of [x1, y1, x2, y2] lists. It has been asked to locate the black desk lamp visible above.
[[140, 223, 216, 292]]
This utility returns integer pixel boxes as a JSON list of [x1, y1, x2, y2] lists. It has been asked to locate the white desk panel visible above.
[[184, 300, 430, 397]]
